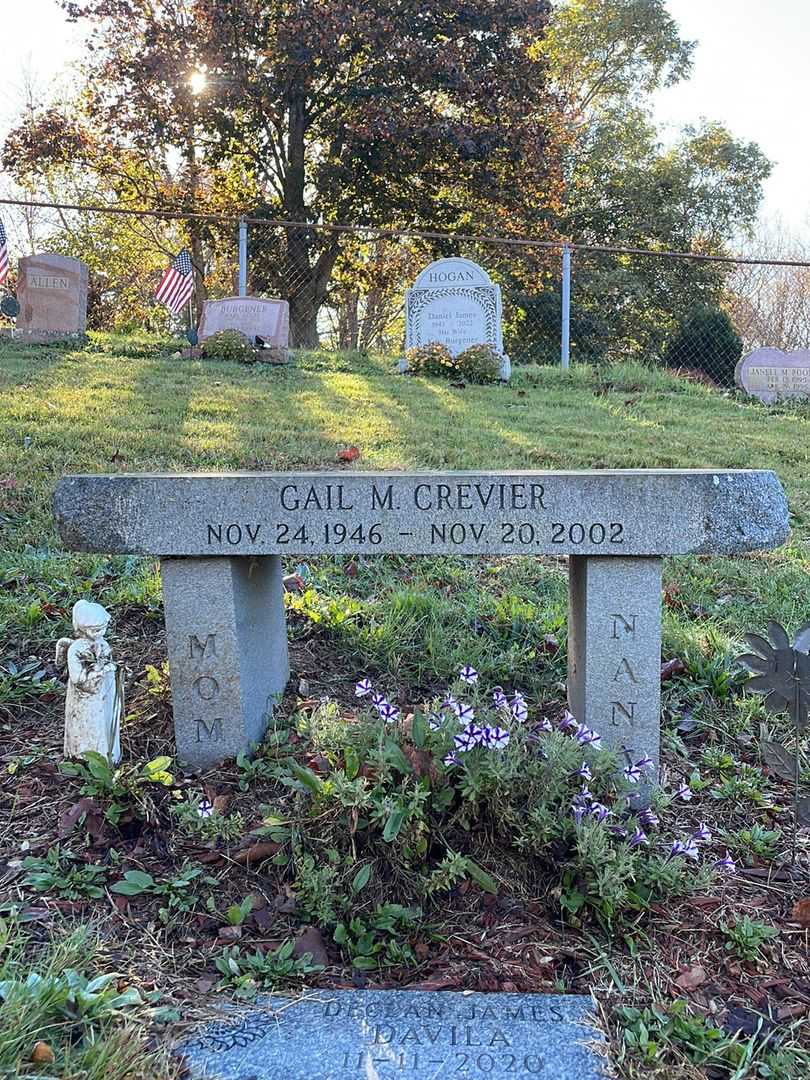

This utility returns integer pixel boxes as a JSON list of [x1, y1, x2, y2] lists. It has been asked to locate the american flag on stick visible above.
[[155, 248, 194, 314], [0, 218, 9, 286]]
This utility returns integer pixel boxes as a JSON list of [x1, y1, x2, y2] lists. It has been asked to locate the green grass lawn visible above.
[[2, 336, 810, 1080]]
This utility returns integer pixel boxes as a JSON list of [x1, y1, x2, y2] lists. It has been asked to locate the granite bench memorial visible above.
[[53, 469, 788, 770]]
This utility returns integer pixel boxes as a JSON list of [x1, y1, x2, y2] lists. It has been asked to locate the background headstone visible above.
[[16, 254, 88, 343], [405, 257, 503, 357], [198, 296, 289, 361], [176, 989, 606, 1080], [735, 347, 810, 403]]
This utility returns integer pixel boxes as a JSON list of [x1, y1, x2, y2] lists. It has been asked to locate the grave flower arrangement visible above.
[[280, 668, 733, 933], [404, 341, 456, 377]]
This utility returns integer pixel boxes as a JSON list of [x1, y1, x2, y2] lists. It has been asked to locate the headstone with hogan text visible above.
[[198, 296, 289, 361], [405, 257, 503, 358], [735, 347, 810, 403], [16, 254, 88, 343]]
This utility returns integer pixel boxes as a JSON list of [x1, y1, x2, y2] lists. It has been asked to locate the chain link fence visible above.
[[2, 199, 810, 387]]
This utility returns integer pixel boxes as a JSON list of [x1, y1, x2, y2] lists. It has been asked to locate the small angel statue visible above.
[[56, 600, 123, 763]]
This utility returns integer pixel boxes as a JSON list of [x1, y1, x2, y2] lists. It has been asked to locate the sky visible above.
[[2, 0, 810, 236]]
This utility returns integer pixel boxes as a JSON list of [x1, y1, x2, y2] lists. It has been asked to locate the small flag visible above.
[[0, 218, 9, 286], [155, 248, 194, 314]]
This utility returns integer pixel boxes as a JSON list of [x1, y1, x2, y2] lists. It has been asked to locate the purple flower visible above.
[[578, 784, 593, 803], [575, 724, 602, 749], [454, 723, 484, 752], [354, 678, 373, 697], [428, 712, 443, 731], [378, 702, 400, 723], [610, 826, 628, 839], [559, 710, 578, 732], [623, 763, 642, 784], [443, 752, 460, 768], [674, 784, 692, 802], [492, 687, 508, 709], [371, 692, 387, 711], [628, 827, 648, 848], [537, 716, 553, 733], [441, 693, 459, 714], [485, 726, 510, 750], [714, 851, 737, 873], [590, 802, 610, 823], [638, 808, 659, 829], [635, 756, 655, 771], [572, 803, 586, 825], [456, 702, 475, 724], [670, 838, 699, 860], [511, 693, 528, 723], [459, 664, 478, 685], [692, 822, 712, 843], [575, 762, 592, 781], [197, 798, 214, 818]]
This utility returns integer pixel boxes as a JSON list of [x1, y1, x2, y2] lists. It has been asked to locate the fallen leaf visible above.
[[337, 446, 360, 463], [795, 796, 810, 827], [212, 794, 230, 814], [31, 1042, 55, 1064], [675, 965, 708, 990], [539, 634, 559, 655], [252, 907, 276, 931], [661, 658, 687, 682], [233, 841, 281, 866], [789, 899, 810, 927], [283, 573, 305, 593], [218, 926, 242, 942], [58, 797, 105, 840], [193, 976, 217, 994], [293, 926, 329, 967], [760, 740, 798, 782], [345, 559, 359, 578]]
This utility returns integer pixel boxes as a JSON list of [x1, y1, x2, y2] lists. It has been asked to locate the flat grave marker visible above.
[[53, 468, 788, 770], [198, 296, 289, 361], [176, 989, 606, 1080]]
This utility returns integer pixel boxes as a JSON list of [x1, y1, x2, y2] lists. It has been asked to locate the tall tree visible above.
[[53, 0, 564, 344]]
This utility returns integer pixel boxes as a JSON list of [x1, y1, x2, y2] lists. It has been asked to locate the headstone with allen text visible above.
[[53, 469, 788, 771], [735, 347, 810, 403], [176, 989, 606, 1080], [405, 257, 503, 359], [16, 254, 88, 343], [198, 296, 289, 361]]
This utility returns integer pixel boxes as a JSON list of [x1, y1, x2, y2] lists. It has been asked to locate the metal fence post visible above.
[[561, 242, 571, 370], [238, 218, 248, 297]]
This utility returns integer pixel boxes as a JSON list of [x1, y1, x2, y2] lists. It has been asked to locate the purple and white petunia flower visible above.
[[354, 678, 373, 697], [428, 712, 444, 731], [575, 724, 603, 749], [692, 822, 712, 842], [443, 752, 461, 768], [572, 803, 586, 825], [638, 807, 660, 829], [714, 851, 737, 873], [492, 687, 509, 709], [459, 664, 479, 685], [485, 726, 510, 750], [454, 722, 484, 752], [511, 693, 528, 723], [628, 827, 648, 848], [456, 702, 476, 724], [378, 701, 400, 723], [576, 762, 593, 781], [559, 710, 578, 732], [610, 826, 628, 839], [670, 838, 699, 860], [441, 693, 459, 714], [674, 784, 693, 802], [623, 763, 642, 784], [537, 716, 553, 733], [197, 798, 214, 818], [371, 692, 387, 711], [590, 802, 610, 823], [635, 756, 655, 771]]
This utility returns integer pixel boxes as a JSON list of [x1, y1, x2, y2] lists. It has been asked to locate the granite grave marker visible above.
[[735, 347, 810, 403], [176, 989, 606, 1080], [405, 257, 503, 358], [53, 469, 788, 771], [198, 296, 289, 361], [16, 253, 88, 343]]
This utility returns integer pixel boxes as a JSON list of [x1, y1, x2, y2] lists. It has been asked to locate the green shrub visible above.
[[663, 306, 742, 387], [455, 343, 501, 384], [201, 329, 255, 363], [405, 341, 455, 377]]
